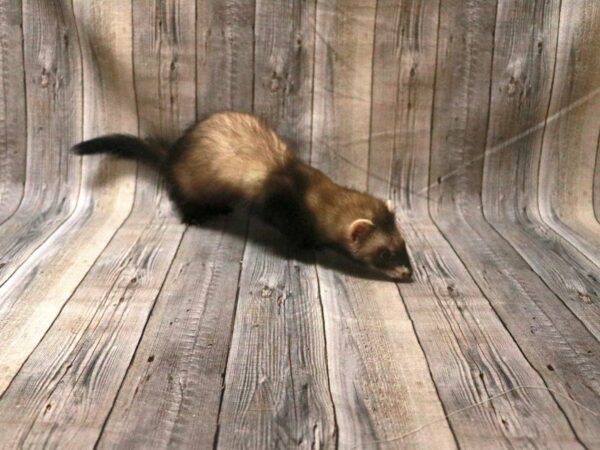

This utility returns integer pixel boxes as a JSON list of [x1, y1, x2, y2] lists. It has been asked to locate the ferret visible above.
[[72, 111, 413, 281]]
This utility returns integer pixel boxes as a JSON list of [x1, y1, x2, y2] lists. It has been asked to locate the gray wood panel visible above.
[[0, 0, 138, 395], [399, 0, 589, 447], [0, 2, 156, 446], [312, 2, 455, 448], [537, 0, 600, 265], [0, 0, 84, 286], [0, 1, 598, 448], [0, 0, 26, 223], [101, 0, 250, 447], [97, 218, 246, 449], [216, 1, 337, 448], [482, 0, 600, 339], [426, 0, 599, 447], [197, 0, 256, 115], [217, 222, 336, 449], [595, 138, 600, 221], [0, 186, 183, 448]]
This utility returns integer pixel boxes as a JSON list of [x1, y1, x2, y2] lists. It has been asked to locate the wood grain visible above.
[[216, 3, 337, 447], [0, 185, 183, 448], [595, 137, 600, 221], [0, 3, 187, 436], [0, 0, 26, 222], [385, 0, 588, 447], [311, 0, 374, 187], [96, 219, 245, 449], [98, 2, 247, 448], [217, 222, 336, 449], [312, 1, 455, 448], [197, 0, 256, 115], [0, 1, 598, 448], [482, 0, 600, 339], [472, 3, 600, 444], [537, 0, 600, 266], [0, 0, 138, 395], [132, 0, 196, 140], [0, 0, 84, 286], [253, 0, 315, 161]]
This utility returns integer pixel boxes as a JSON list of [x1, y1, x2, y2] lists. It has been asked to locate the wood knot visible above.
[[40, 68, 50, 88], [261, 286, 273, 298], [268, 72, 281, 92], [577, 291, 592, 304]]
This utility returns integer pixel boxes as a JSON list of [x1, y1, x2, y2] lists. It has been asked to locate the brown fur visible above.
[[73, 111, 413, 281]]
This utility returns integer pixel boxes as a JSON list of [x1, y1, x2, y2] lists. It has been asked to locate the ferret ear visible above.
[[348, 219, 375, 243], [386, 199, 394, 212]]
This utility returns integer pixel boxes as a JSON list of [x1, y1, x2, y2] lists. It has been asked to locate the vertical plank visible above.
[[97, 1, 251, 448], [0, 0, 83, 285], [0, 0, 26, 222], [96, 219, 245, 449], [0, 0, 140, 394], [367, 0, 441, 209], [0, 191, 183, 450], [474, 2, 600, 442], [216, 2, 337, 448], [0, 0, 198, 443], [538, 0, 600, 265], [132, 0, 196, 139], [595, 136, 600, 221], [197, 0, 255, 114], [312, 1, 455, 448], [216, 224, 336, 449], [311, 0, 373, 186], [482, 0, 600, 339], [396, 2, 578, 448], [427, 0, 496, 211], [253, 0, 314, 161]]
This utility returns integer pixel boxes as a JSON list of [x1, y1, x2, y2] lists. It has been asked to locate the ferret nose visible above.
[[395, 265, 413, 281]]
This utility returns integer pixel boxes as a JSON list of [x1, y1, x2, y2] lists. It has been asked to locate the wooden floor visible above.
[[1, 0, 599, 448]]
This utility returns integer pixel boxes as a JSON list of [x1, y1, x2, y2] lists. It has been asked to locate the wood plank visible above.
[[311, 1, 455, 448], [0, 0, 85, 286], [0, 0, 26, 222], [310, 0, 373, 186], [132, 0, 196, 140], [196, 0, 255, 115], [98, 1, 251, 447], [0, 0, 138, 395], [216, 3, 336, 447], [96, 218, 245, 449], [217, 223, 337, 449], [375, 0, 587, 447], [368, 0, 440, 203], [537, 0, 600, 266], [399, 223, 586, 449], [0, 5, 193, 437], [482, 0, 600, 339], [595, 138, 599, 221], [428, 216, 600, 446], [0, 184, 183, 449], [253, 0, 315, 161], [471, 2, 600, 444]]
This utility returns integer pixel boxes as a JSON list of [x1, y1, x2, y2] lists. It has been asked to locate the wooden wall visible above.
[[0, 0, 599, 448], [2, 1, 598, 238]]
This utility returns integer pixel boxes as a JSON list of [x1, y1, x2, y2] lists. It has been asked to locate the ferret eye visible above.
[[378, 249, 391, 261]]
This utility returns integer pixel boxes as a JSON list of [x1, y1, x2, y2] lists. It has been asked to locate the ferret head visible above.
[[345, 200, 413, 281]]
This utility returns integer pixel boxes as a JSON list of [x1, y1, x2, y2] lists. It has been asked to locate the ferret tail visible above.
[[71, 134, 168, 167]]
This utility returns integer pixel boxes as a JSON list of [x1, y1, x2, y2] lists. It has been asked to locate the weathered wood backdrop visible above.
[[0, 0, 599, 448]]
